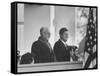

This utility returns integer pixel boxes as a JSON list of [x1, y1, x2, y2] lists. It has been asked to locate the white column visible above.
[[49, 6, 55, 48], [75, 7, 79, 47], [17, 4, 25, 55]]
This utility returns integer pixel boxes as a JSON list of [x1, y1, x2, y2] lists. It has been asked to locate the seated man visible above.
[[31, 27, 55, 63], [20, 52, 33, 64], [54, 27, 71, 62]]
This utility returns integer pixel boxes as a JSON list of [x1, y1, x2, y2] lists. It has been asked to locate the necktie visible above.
[[65, 44, 68, 50]]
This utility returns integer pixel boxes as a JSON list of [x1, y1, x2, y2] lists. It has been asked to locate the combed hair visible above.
[[59, 27, 68, 35]]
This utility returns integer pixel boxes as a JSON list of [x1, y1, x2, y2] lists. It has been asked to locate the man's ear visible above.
[[60, 35, 62, 38]]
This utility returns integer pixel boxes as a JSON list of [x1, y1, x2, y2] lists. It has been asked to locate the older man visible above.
[[31, 27, 55, 63]]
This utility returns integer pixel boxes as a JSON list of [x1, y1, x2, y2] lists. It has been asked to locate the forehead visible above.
[[42, 28, 50, 32], [63, 31, 68, 34]]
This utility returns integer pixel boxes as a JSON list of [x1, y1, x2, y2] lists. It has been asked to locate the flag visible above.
[[83, 8, 97, 69]]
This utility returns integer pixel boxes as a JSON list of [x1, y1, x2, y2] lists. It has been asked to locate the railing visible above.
[[18, 61, 83, 73]]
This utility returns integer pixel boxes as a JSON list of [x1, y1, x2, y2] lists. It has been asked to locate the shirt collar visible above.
[[38, 36, 48, 43], [60, 39, 67, 46]]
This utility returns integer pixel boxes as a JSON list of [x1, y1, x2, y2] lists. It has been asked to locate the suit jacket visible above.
[[31, 36, 55, 63], [54, 39, 71, 62]]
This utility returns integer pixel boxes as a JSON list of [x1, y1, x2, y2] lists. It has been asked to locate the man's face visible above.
[[42, 28, 50, 40], [61, 31, 68, 42]]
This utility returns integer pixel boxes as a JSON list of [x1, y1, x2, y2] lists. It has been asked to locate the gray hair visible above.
[[40, 27, 49, 35]]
